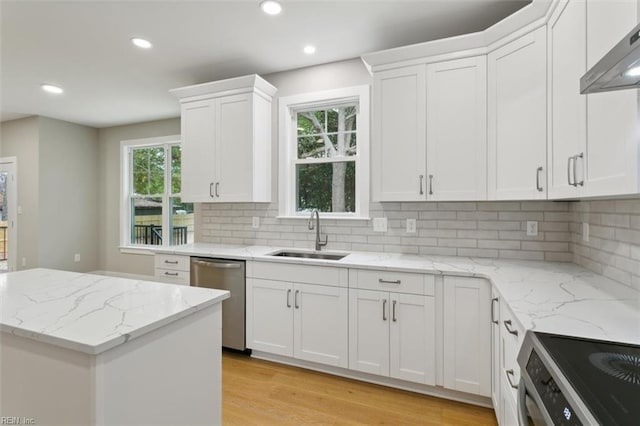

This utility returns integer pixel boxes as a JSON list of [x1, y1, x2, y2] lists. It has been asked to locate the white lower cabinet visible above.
[[246, 263, 349, 368], [349, 288, 436, 385], [443, 276, 491, 397]]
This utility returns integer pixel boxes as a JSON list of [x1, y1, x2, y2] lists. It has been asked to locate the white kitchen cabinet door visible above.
[[443, 276, 491, 397], [293, 283, 348, 368], [584, 0, 638, 197], [547, 0, 587, 199], [372, 65, 427, 202], [246, 278, 293, 356], [348, 289, 390, 376], [389, 293, 436, 385], [426, 56, 487, 201], [180, 99, 217, 202], [490, 289, 501, 419], [488, 27, 547, 200]]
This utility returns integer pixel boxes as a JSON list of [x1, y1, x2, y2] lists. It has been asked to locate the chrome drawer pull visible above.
[[503, 319, 519, 336], [164, 260, 179, 264], [392, 300, 397, 322], [382, 299, 387, 321], [378, 278, 401, 284], [294, 290, 300, 309], [428, 174, 434, 195], [419, 175, 424, 195], [164, 272, 179, 276], [505, 369, 519, 389], [536, 166, 543, 192], [286, 289, 291, 308]]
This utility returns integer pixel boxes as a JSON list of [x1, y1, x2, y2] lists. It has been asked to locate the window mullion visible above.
[[163, 144, 171, 247]]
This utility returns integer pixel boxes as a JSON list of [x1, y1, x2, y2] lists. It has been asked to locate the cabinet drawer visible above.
[[154, 268, 190, 285], [250, 261, 348, 287], [154, 254, 190, 271], [349, 269, 435, 295]]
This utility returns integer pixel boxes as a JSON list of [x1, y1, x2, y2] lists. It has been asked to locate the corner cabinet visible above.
[[372, 56, 487, 202], [487, 26, 547, 200], [171, 75, 276, 203]]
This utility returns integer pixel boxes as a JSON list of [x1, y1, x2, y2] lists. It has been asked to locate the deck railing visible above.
[[133, 225, 187, 245]]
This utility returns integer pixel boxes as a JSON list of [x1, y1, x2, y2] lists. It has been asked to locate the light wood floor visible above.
[[222, 351, 498, 425]]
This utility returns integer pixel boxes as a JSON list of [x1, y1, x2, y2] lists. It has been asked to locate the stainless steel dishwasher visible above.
[[190, 257, 246, 351]]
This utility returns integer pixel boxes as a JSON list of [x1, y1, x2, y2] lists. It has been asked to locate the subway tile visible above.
[[614, 228, 640, 245], [457, 230, 499, 239], [419, 246, 457, 256], [401, 202, 437, 211], [478, 221, 521, 230], [419, 211, 457, 220], [543, 212, 572, 222], [457, 248, 499, 258], [457, 211, 498, 221], [614, 199, 640, 214], [498, 250, 545, 261], [544, 232, 571, 242], [437, 202, 477, 211], [436, 220, 477, 230], [498, 212, 544, 221], [478, 240, 521, 250], [521, 241, 569, 252], [401, 237, 438, 246], [521, 201, 569, 211], [602, 265, 632, 287], [544, 252, 573, 262], [419, 229, 457, 238], [477, 202, 520, 211], [384, 245, 419, 254], [437, 238, 477, 248], [600, 214, 630, 228]]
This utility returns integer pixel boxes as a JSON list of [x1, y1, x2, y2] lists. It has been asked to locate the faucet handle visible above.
[[320, 234, 328, 247]]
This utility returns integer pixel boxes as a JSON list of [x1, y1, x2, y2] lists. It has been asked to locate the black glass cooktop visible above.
[[536, 332, 640, 426]]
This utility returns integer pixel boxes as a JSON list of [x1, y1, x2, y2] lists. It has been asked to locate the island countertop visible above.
[[0, 268, 229, 355]]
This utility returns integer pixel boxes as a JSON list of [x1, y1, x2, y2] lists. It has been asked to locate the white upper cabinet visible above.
[[171, 75, 276, 203], [584, 0, 638, 197], [488, 26, 547, 200], [372, 65, 427, 202], [426, 56, 487, 201], [547, 0, 587, 199], [372, 57, 487, 202]]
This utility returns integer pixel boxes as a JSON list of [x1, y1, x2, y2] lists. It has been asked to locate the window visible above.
[[279, 86, 370, 218], [121, 136, 194, 248]]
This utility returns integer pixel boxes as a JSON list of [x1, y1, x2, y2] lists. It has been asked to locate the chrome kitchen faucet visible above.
[[308, 209, 328, 251]]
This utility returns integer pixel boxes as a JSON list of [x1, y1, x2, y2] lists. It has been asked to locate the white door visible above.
[[548, 0, 587, 199], [426, 56, 487, 201], [584, 0, 638, 197], [293, 283, 348, 368], [389, 293, 436, 385], [246, 278, 293, 356], [488, 27, 547, 200], [180, 99, 217, 202], [372, 65, 427, 202], [348, 289, 390, 376], [216, 93, 254, 202], [0, 158, 17, 272], [443, 276, 491, 397]]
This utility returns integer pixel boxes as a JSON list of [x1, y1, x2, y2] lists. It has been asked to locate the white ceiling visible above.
[[1, 0, 529, 128]]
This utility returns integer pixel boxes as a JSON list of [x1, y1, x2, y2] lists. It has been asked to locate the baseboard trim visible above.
[[250, 350, 493, 409]]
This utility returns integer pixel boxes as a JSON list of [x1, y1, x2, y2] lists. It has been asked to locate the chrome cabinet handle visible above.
[[392, 300, 397, 322], [567, 156, 574, 186], [575, 152, 584, 187], [164, 271, 179, 276], [294, 290, 300, 309], [505, 369, 519, 389], [382, 299, 387, 321], [491, 297, 499, 324], [503, 319, 519, 336], [378, 278, 401, 284], [428, 174, 434, 195], [286, 289, 291, 308], [193, 260, 241, 269], [164, 260, 179, 264], [209, 182, 215, 198], [215, 182, 220, 197], [419, 175, 424, 195], [536, 167, 543, 192]]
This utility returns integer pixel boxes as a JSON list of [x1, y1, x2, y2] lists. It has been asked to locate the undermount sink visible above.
[[268, 250, 348, 261]]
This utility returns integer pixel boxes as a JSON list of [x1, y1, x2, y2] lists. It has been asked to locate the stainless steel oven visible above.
[[517, 331, 639, 426]]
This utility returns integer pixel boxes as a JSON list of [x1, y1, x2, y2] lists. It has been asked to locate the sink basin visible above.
[[269, 250, 348, 261]]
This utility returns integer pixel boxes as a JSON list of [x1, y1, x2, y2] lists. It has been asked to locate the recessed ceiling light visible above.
[[260, 0, 282, 15], [41, 84, 63, 94], [625, 66, 640, 77], [303, 45, 316, 55], [131, 37, 153, 49]]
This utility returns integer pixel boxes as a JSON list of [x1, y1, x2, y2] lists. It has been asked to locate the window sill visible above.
[[118, 246, 160, 256], [277, 215, 371, 221]]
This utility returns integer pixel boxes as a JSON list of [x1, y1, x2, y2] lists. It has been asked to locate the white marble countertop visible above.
[[161, 243, 640, 345], [0, 268, 229, 355]]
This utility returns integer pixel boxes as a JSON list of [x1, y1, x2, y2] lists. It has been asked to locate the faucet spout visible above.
[[308, 209, 328, 251]]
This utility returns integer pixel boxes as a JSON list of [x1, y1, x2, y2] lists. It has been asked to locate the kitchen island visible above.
[[0, 268, 229, 426]]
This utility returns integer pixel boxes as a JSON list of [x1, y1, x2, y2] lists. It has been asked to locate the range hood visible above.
[[581, 22, 640, 94]]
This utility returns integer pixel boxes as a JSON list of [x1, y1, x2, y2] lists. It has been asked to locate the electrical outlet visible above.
[[406, 218, 417, 233], [74, 253, 81, 262], [17, 205, 22, 215], [252, 217, 260, 229], [526, 221, 538, 236], [582, 222, 589, 242], [373, 217, 388, 232]]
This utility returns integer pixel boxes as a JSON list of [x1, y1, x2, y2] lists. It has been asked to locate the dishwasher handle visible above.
[[193, 260, 242, 269]]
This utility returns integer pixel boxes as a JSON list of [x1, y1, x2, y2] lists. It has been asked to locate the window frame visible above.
[[120, 135, 183, 249], [278, 85, 370, 219]]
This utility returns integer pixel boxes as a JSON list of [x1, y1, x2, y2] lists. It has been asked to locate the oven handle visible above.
[[517, 378, 528, 426]]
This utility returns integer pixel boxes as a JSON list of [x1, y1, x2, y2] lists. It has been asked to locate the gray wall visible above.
[[97, 118, 180, 275], [0, 117, 40, 269]]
